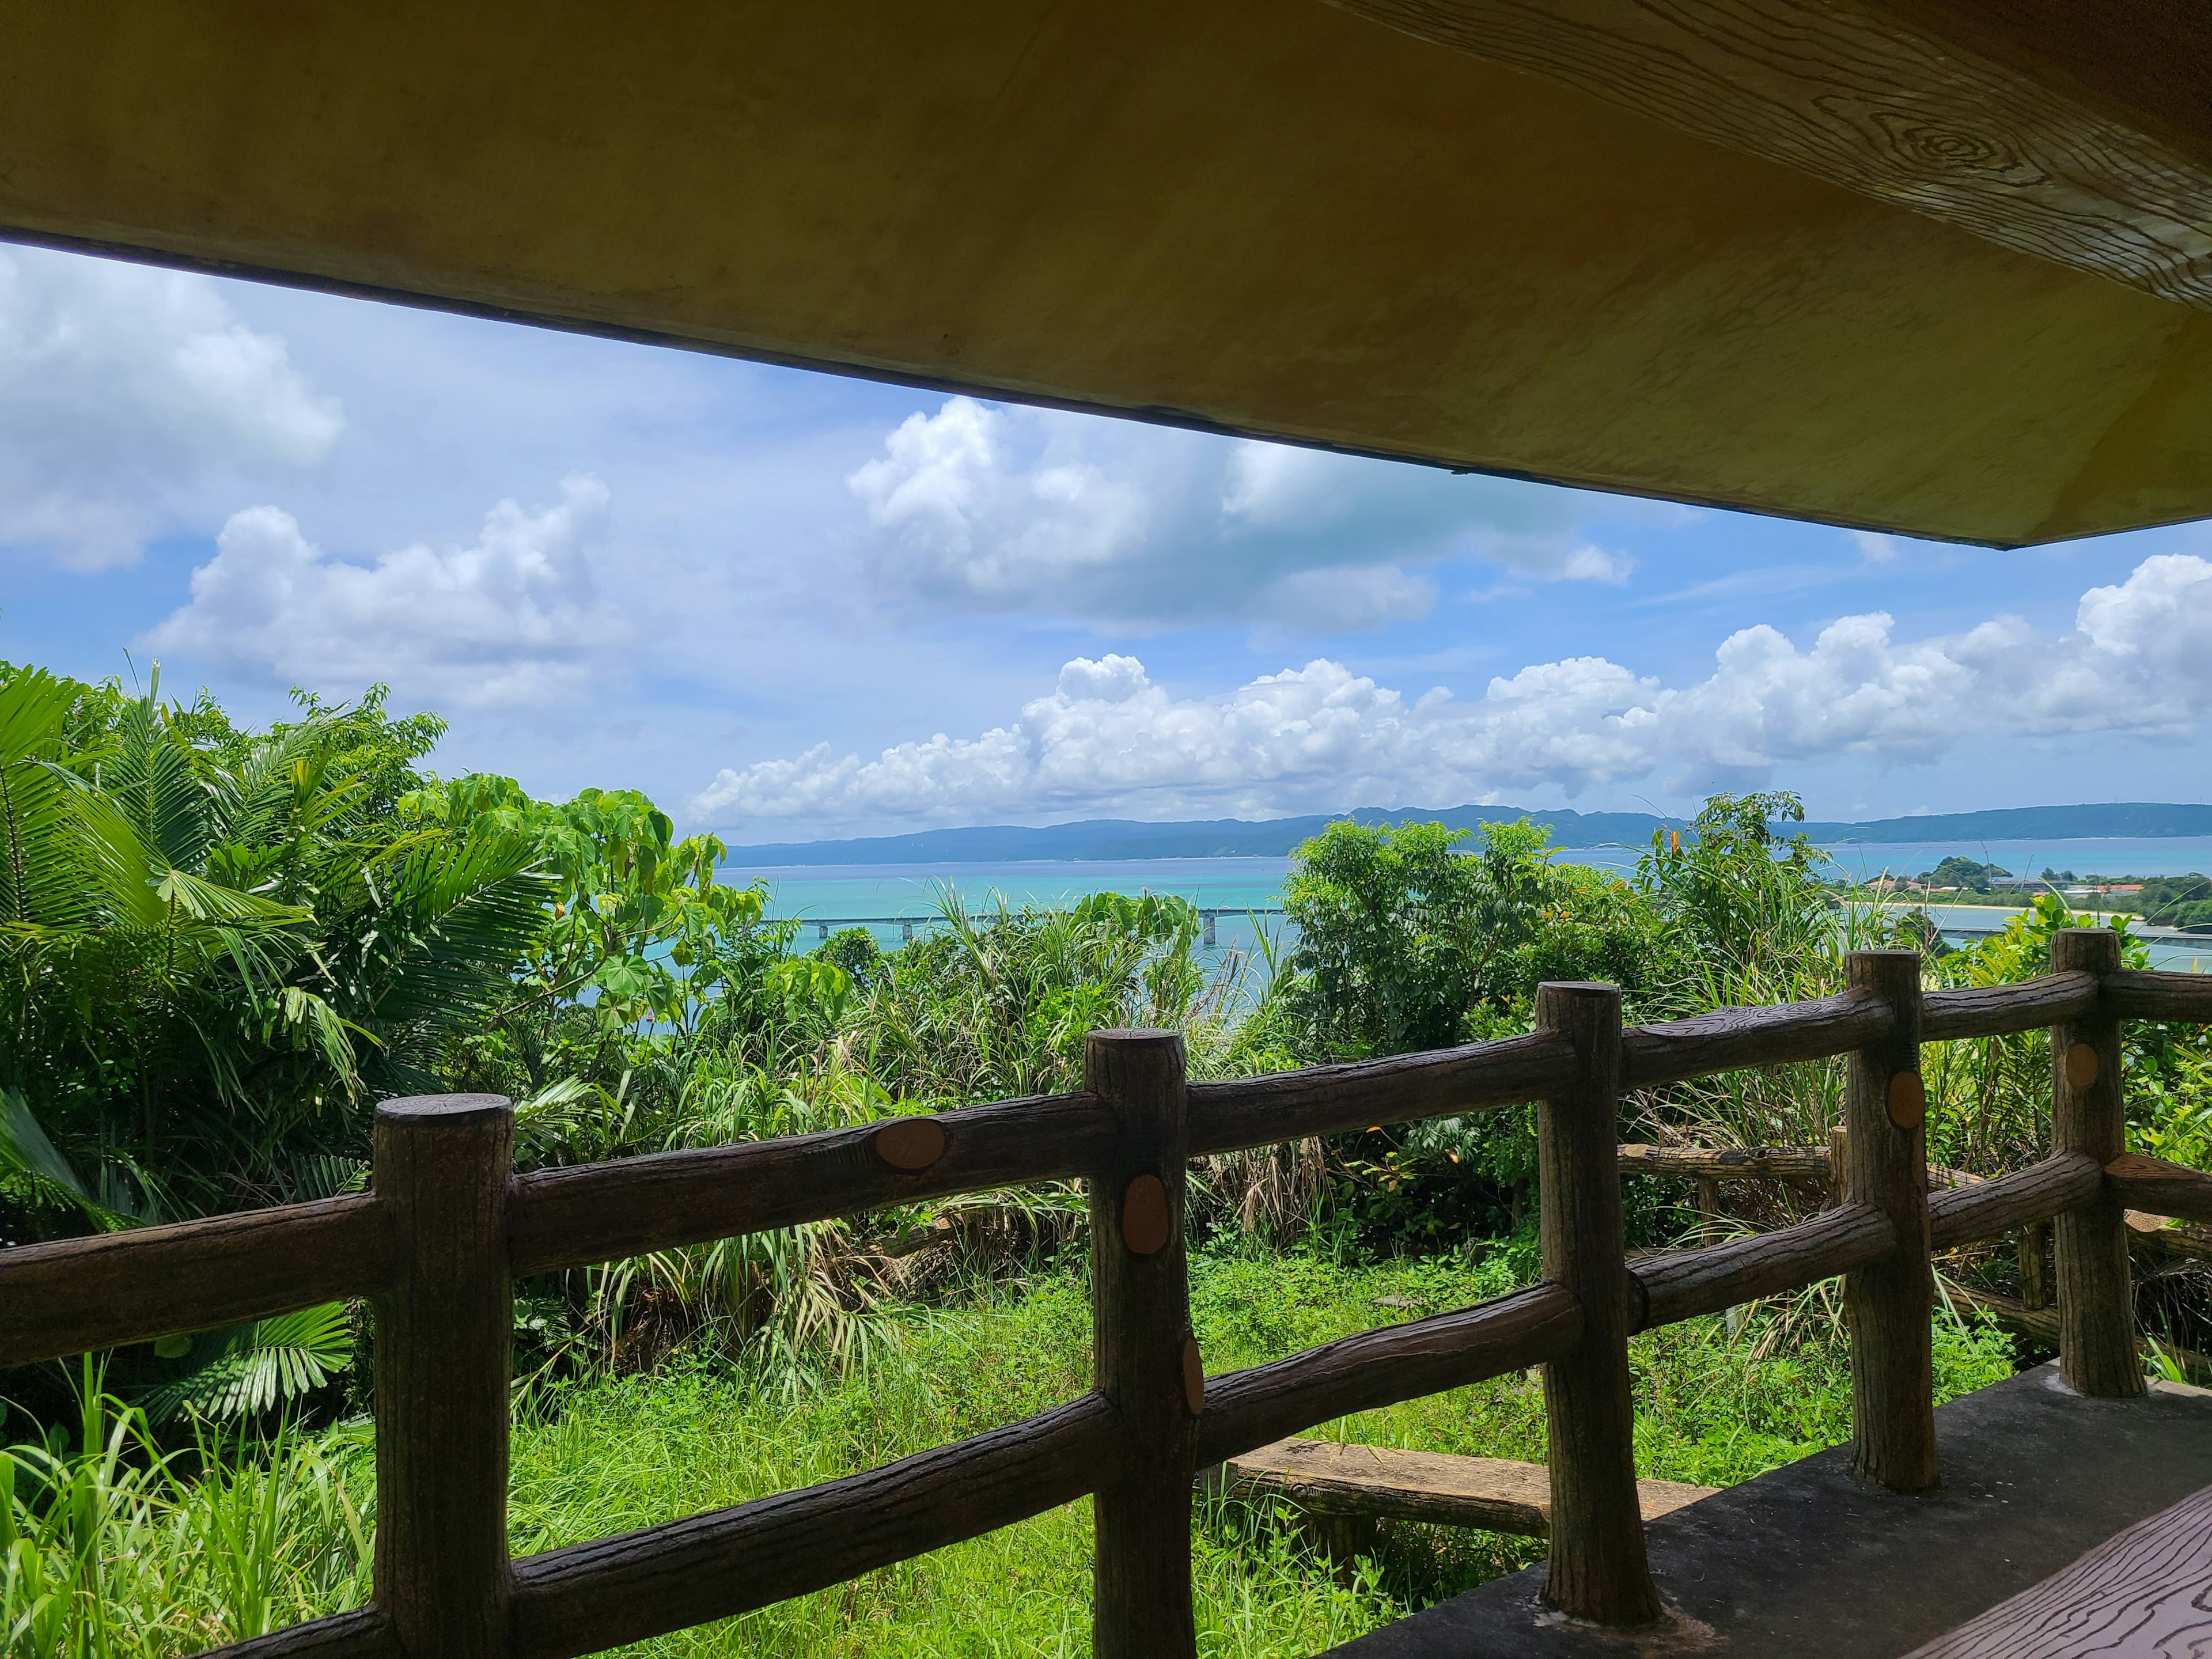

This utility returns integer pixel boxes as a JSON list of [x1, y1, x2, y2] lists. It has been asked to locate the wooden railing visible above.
[[8, 931, 2212, 1654]]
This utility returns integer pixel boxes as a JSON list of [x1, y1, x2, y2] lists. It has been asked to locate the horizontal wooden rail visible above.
[[508, 1391, 1121, 1659], [1618, 1143, 1829, 1180], [2103, 969, 2212, 1024], [0, 1194, 392, 1368], [1929, 1154, 2104, 1251], [1619, 990, 1888, 1089], [195, 1606, 400, 1659], [1194, 1281, 1581, 1467], [509, 1090, 1115, 1275], [2105, 1154, 2212, 1227], [1185, 1031, 1575, 1156], [1628, 1203, 1895, 1334], [1922, 972, 2099, 1042], [195, 1607, 402, 1659]]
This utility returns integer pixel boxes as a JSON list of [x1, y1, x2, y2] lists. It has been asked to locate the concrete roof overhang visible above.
[[6, 0, 2211, 546]]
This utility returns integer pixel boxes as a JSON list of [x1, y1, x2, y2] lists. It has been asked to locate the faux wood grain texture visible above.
[[373, 1096, 513, 1659], [1923, 972, 2101, 1043], [2108, 1155, 2212, 1227], [1619, 989, 1889, 1089], [1618, 1142, 1829, 1180], [0, 1195, 392, 1366], [507, 1090, 1116, 1274], [1195, 1281, 1581, 1467], [189, 1607, 400, 1659], [2053, 931, 2146, 1399], [1903, 1481, 2212, 1657], [1328, 0, 2212, 308], [1629, 1202, 1896, 1334], [1222, 1438, 1715, 1536], [2104, 969, 2212, 1024], [1086, 1030, 1198, 1659], [1185, 1031, 1575, 1155], [1945, 1282, 2212, 1380], [1842, 952, 1937, 1492], [1929, 1154, 2105, 1251], [2127, 1210, 2212, 1263], [509, 1393, 1121, 1659], [1536, 982, 1660, 1624]]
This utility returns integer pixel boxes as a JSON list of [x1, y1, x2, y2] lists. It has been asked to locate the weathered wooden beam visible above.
[[2127, 1209, 2212, 1262], [1927, 1154, 2104, 1252], [509, 1393, 1122, 1659], [1842, 951, 1937, 1492], [0, 1193, 393, 1367], [1195, 1282, 1582, 1469], [1088, 1031, 1198, 1659], [1946, 1280, 2211, 1380], [1185, 1031, 1576, 1156], [507, 1089, 1115, 1274], [1536, 982, 1660, 1624], [2051, 931, 2145, 1397], [2107, 1154, 2212, 1227], [1221, 1438, 1715, 1537], [1618, 1142, 1829, 1181], [1619, 990, 1889, 1089], [188, 1608, 401, 1659], [1923, 972, 2100, 1043], [1629, 1202, 1896, 1334], [2103, 968, 2212, 1024], [1326, 0, 2212, 309]]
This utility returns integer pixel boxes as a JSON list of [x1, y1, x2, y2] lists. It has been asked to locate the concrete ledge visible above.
[[1324, 1364, 2212, 1658]]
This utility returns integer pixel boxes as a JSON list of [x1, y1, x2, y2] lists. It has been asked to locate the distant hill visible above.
[[719, 802, 2212, 866], [1793, 804, 2212, 844]]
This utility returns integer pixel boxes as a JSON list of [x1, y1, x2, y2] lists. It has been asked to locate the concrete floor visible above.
[[1323, 1363, 2212, 1658]]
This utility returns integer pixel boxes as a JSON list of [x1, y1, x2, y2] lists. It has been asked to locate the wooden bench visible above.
[[1906, 1481, 2212, 1657], [1219, 1438, 1717, 1568]]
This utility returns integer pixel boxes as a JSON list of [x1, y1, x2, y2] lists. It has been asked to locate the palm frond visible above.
[[135, 1302, 355, 1423], [99, 673, 211, 872]]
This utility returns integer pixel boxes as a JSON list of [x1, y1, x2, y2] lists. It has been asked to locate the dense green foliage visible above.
[[5, 663, 2208, 1656], [2137, 873, 2212, 929], [1915, 856, 2012, 893], [5, 1247, 2014, 1658]]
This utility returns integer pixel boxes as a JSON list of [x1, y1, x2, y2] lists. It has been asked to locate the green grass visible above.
[[6, 1249, 2017, 1658]]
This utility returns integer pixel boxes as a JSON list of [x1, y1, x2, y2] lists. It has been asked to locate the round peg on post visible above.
[[872, 1117, 946, 1172]]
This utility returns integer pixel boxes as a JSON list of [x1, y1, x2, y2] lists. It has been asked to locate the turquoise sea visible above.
[[727, 836, 2212, 972]]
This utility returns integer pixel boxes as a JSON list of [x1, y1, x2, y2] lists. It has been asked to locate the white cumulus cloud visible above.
[[0, 247, 341, 570], [145, 476, 619, 707], [846, 397, 1638, 631], [691, 553, 2212, 828]]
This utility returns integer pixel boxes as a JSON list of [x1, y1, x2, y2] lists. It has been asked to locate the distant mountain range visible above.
[[718, 802, 2212, 866]]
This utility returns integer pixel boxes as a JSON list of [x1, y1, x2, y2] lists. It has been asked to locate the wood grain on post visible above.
[[1536, 982, 1661, 1625], [1087, 1030, 1198, 1659], [2022, 1221, 2050, 1312], [2050, 929, 2144, 1397], [374, 1095, 515, 1659], [1841, 951, 1937, 1491]]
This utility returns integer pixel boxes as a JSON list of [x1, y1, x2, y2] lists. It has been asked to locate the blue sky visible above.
[[4, 243, 2209, 840]]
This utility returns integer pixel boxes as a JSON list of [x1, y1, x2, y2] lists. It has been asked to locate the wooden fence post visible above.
[[1536, 982, 1661, 1625], [2050, 929, 2143, 1396], [1842, 950, 1936, 1491], [375, 1094, 515, 1659], [1088, 1031, 1199, 1659]]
